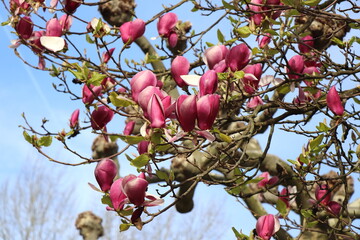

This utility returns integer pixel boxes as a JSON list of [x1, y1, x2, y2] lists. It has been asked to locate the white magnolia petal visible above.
[[9, 39, 21, 48], [244, 73, 257, 81], [40, 36, 65, 52], [195, 130, 215, 142], [273, 215, 281, 234], [140, 122, 148, 137], [259, 75, 274, 87], [272, 78, 285, 86], [180, 75, 201, 87]]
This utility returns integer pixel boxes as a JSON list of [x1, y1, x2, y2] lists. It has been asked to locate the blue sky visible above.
[[1, 1, 359, 239]]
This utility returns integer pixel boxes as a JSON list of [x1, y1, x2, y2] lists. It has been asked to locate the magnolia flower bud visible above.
[[203, 45, 228, 70], [29, 31, 45, 53], [315, 184, 331, 205], [157, 12, 178, 37], [123, 121, 135, 135], [176, 95, 197, 132], [94, 158, 118, 192], [122, 174, 148, 207], [119, 19, 145, 44], [256, 214, 280, 240], [102, 48, 115, 64], [225, 44, 251, 72], [109, 178, 127, 211], [130, 70, 157, 102], [298, 35, 314, 53], [258, 33, 271, 49], [286, 55, 304, 80], [171, 56, 190, 87], [90, 105, 114, 130], [197, 94, 220, 130], [199, 70, 218, 96], [63, 0, 81, 14], [82, 84, 102, 104], [147, 94, 166, 128], [69, 109, 80, 129], [137, 86, 166, 115], [16, 16, 33, 40], [326, 86, 344, 116], [138, 140, 150, 155], [247, 96, 264, 109]]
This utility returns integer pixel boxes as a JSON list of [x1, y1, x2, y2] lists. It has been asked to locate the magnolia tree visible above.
[[3, 0, 360, 239]]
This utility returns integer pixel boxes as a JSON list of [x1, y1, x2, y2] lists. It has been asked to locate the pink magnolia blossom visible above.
[[130, 70, 157, 102], [101, 48, 115, 64], [326, 86, 344, 116], [90, 105, 114, 130], [248, 0, 264, 26], [38, 57, 46, 70], [315, 184, 331, 205], [298, 35, 314, 54], [303, 66, 320, 87], [286, 55, 304, 80], [46, 18, 62, 37], [203, 45, 229, 70], [119, 19, 146, 44], [256, 214, 280, 240], [171, 56, 190, 87], [147, 94, 166, 128], [279, 187, 290, 208], [176, 95, 197, 132], [16, 16, 33, 40], [10, 0, 30, 15], [69, 109, 80, 129], [157, 12, 178, 37], [94, 158, 118, 192], [242, 63, 262, 94], [161, 95, 176, 119], [199, 70, 218, 97], [137, 86, 166, 115], [327, 201, 342, 216], [29, 31, 45, 53], [225, 44, 251, 72], [109, 178, 127, 211], [82, 84, 102, 104], [257, 172, 278, 188], [59, 15, 72, 32], [197, 94, 220, 130], [247, 96, 264, 109], [123, 120, 135, 135]]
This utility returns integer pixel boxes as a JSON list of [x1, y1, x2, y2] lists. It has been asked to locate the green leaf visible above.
[[264, 29, 278, 36], [86, 34, 95, 44], [88, 72, 106, 86], [219, 133, 232, 143], [281, 0, 295, 6], [299, 154, 309, 165], [206, 42, 215, 47], [331, 37, 344, 47], [353, 97, 360, 104], [156, 170, 169, 182], [150, 131, 162, 144], [287, 159, 301, 166], [119, 208, 133, 216], [227, 186, 242, 195], [302, 0, 321, 6], [119, 135, 145, 144], [316, 122, 330, 132], [130, 154, 150, 168], [233, 70, 245, 79], [101, 195, 113, 206], [23, 131, 32, 144], [309, 134, 324, 151], [232, 227, 249, 239], [222, 0, 235, 9], [68, 69, 84, 80], [119, 223, 131, 232], [217, 29, 225, 43], [306, 221, 318, 228], [301, 209, 314, 218], [236, 26, 252, 38], [109, 92, 135, 107], [276, 199, 288, 217], [38, 136, 52, 147]]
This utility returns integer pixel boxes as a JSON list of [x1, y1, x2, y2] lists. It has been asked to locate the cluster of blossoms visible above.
[[311, 184, 342, 216], [93, 159, 163, 223]]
